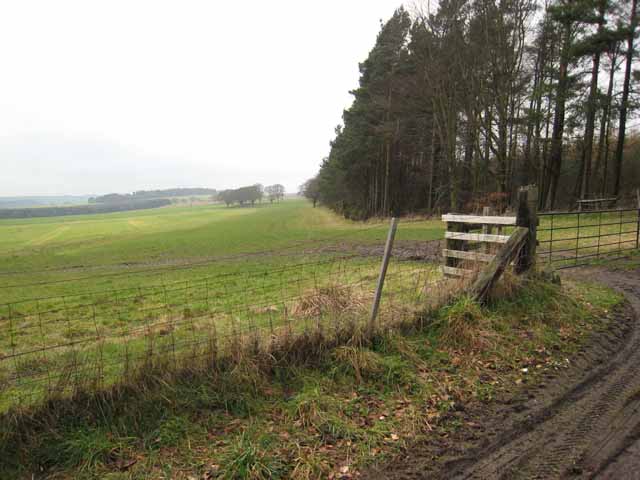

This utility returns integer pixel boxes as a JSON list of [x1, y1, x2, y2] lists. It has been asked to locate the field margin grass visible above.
[[0, 272, 624, 479]]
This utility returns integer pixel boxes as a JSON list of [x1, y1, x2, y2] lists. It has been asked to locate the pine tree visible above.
[[314, 1, 637, 217]]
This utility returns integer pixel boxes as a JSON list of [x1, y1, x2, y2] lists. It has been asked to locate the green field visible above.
[[3, 200, 637, 412], [1, 199, 637, 479], [0, 199, 443, 301], [0, 199, 443, 411]]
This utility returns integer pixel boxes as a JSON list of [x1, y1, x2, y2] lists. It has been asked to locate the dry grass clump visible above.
[[291, 285, 370, 318], [332, 345, 383, 384], [486, 268, 524, 303], [424, 272, 473, 312], [384, 333, 428, 370], [438, 296, 495, 351]]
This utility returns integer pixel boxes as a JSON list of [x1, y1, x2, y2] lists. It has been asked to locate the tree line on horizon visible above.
[[89, 184, 288, 208], [0, 198, 171, 219], [217, 184, 286, 206], [304, 0, 639, 218], [90, 188, 218, 204]]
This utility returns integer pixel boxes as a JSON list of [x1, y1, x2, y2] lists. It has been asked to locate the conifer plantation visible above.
[[309, 1, 639, 218]]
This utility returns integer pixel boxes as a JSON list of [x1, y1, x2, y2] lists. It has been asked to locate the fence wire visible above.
[[4, 208, 637, 411], [538, 208, 640, 269], [0, 223, 442, 411]]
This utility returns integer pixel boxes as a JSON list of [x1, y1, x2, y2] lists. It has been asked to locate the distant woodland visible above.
[[0, 199, 171, 219], [90, 188, 218, 204], [0, 188, 215, 219], [305, 0, 640, 218], [0, 184, 288, 219], [0, 196, 92, 209]]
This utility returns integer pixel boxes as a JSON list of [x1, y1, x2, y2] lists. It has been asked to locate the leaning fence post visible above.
[[369, 217, 398, 336], [515, 185, 538, 274]]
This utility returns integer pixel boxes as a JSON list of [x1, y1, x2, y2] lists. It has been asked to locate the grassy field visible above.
[[0, 199, 444, 412], [2, 201, 638, 414], [2, 200, 635, 301], [1, 199, 636, 479], [1, 274, 624, 479], [0, 199, 443, 301]]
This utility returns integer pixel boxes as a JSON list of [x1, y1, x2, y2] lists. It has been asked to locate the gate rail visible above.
[[440, 185, 538, 303], [538, 208, 640, 269]]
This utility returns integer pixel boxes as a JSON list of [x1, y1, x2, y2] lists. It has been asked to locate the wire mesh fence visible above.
[[3, 205, 640, 412], [0, 222, 444, 412]]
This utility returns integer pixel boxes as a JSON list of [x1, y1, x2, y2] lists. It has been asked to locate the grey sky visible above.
[[0, 0, 404, 196]]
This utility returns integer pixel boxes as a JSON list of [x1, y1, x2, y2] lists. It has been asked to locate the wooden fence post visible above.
[[369, 217, 398, 335], [515, 185, 538, 274]]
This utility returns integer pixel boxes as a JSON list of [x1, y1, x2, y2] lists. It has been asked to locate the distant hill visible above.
[[0, 195, 92, 209], [90, 188, 217, 204]]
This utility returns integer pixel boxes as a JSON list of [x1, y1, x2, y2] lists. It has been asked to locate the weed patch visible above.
[[218, 431, 286, 480]]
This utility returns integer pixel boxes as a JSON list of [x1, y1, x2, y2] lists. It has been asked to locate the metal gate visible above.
[[538, 208, 640, 269]]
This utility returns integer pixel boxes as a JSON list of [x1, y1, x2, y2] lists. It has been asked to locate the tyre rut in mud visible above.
[[367, 267, 640, 480]]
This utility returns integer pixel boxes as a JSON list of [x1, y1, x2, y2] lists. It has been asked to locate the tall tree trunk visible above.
[[462, 114, 475, 207], [547, 21, 572, 210], [484, 106, 493, 194], [539, 87, 554, 209], [507, 103, 521, 196], [602, 112, 613, 195], [497, 102, 509, 194], [523, 46, 543, 186], [580, 0, 607, 200], [448, 116, 458, 211], [531, 74, 546, 188], [612, 0, 638, 197], [594, 47, 618, 195], [383, 139, 391, 215], [573, 139, 585, 200], [427, 125, 436, 213]]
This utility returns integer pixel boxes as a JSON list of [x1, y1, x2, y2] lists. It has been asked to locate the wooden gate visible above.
[[442, 213, 516, 277], [440, 185, 538, 303]]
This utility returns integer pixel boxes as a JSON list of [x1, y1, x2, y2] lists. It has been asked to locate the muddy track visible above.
[[368, 266, 640, 480], [311, 239, 443, 263]]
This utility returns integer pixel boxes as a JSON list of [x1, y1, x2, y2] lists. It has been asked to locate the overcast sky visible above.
[[0, 0, 405, 196]]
